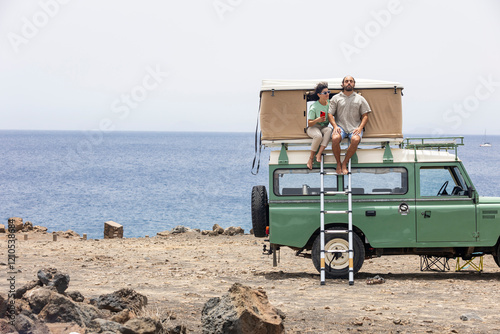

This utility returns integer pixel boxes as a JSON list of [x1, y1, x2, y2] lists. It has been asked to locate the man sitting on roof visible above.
[[328, 76, 371, 175]]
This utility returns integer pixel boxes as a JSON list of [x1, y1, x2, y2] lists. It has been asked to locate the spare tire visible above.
[[251, 185, 269, 237]]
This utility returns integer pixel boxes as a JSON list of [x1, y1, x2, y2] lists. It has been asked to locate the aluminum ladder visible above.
[[319, 154, 354, 285]]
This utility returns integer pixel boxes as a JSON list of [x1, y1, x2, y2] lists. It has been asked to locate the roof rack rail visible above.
[[402, 136, 464, 161], [262, 137, 404, 148]]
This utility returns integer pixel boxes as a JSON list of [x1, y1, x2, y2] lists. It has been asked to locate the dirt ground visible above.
[[2, 231, 500, 333]]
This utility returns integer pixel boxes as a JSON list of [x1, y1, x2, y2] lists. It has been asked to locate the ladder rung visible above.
[[323, 153, 346, 156], [325, 249, 349, 253], [324, 191, 348, 195], [325, 230, 349, 234], [325, 210, 349, 214], [323, 172, 339, 176]]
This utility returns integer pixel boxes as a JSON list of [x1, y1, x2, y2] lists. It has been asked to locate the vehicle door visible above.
[[346, 166, 416, 247], [415, 163, 476, 242]]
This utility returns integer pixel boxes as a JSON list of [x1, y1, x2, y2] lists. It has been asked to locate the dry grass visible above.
[[136, 305, 180, 333]]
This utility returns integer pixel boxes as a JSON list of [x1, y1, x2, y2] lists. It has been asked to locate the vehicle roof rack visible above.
[[402, 136, 464, 161], [262, 137, 404, 148], [269, 138, 403, 165]]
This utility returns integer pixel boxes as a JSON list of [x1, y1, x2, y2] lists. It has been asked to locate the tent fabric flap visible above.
[[260, 90, 309, 140]]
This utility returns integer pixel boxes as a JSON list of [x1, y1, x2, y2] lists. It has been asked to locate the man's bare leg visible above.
[[331, 133, 343, 174], [315, 145, 327, 163], [307, 151, 315, 169], [341, 135, 361, 174]]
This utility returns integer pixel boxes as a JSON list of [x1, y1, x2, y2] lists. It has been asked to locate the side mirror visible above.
[[468, 186, 476, 203]]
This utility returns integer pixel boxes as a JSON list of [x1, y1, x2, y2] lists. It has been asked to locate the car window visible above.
[[419, 166, 467, 197], [344, 167, 408, 195], [273, 168, 338, 196]]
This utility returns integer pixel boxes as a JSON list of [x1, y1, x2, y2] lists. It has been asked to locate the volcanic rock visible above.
[[37, 268, 70, 293], [95, 288, 148, 312], [201, 283, 284, 334]]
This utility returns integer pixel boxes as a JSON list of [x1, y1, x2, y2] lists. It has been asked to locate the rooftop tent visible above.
[[259, 78, 404, 140]]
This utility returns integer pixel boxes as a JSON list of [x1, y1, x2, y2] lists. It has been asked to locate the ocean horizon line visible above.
[[0, 129, 254, 135], [0, 129, 495, 137]]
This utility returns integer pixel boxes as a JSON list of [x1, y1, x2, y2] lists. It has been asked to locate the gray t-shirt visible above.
[[329, 92, 371, 133]]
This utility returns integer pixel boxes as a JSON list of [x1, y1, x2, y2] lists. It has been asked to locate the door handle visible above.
[[421, 211, 431, 218]]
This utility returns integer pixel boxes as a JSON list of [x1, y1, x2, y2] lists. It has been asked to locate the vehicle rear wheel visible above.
[[494, 243, 500, 268], [251, 185, 269, 237], [312, 228, 365, 279]]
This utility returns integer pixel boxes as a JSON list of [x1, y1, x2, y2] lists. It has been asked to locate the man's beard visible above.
[[344, 85, 353, 91]]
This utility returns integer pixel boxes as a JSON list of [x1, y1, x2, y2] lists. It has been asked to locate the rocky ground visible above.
[[2, 228, 500, 333]]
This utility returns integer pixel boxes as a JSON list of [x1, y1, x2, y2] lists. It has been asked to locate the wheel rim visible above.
[[325, 238, 349, 269]]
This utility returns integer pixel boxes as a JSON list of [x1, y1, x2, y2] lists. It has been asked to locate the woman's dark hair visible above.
[[315, 82, 329, 95]]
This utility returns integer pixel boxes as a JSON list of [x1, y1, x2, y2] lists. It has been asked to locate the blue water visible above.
[[0, 131, 270, 239], [1, 131, 499, 239]]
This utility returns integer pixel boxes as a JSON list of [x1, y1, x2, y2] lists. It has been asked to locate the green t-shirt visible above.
[[308, 100, 330, 127]]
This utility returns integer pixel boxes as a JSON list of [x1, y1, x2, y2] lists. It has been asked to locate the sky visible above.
[[1, 0, 500, 135]]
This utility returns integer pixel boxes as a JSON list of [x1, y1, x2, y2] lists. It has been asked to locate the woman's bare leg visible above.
[[315, 145, 327, 163], [307, 151, 315, 169]]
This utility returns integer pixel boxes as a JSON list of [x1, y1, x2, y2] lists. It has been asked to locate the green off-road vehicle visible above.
[[251, 78, 500, 280]]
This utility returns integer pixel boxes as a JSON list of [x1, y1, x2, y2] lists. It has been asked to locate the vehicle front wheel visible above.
[[312, 229, 365, 279]]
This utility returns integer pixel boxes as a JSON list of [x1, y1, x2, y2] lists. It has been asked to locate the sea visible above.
[[1, 131, 499, 239]]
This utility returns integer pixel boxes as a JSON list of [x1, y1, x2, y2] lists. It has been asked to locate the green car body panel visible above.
[[265, 147, 500, 255]]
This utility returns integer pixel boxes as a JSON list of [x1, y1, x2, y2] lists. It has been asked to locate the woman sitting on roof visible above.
[[306, 82, 333, 169]]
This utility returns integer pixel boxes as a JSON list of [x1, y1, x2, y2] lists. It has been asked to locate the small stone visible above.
[[366, 275, 385, 285], [49, 273, 70, 293], [460, 313, 482, 321], [171, 225, 195, 234], [33, 225, 48, 233], [22, 221, 34, 232], [37, 268, 70, 293], [94, 318, 125, 333], [67, 291, 85, 303], [123, 317, 162, 334], [37, 268, 57, 285], [15, 280, 42, 299], [111, 309, 134, 324], [223, 226, 244, 236], [8, 217, 24, 232], [212, 224, 224, 234]]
